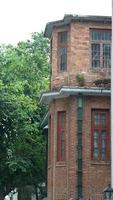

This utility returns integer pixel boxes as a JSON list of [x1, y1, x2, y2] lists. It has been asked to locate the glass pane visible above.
[[110, 193, 113, 200], [57, 111, 66, 161], [59, 47, 67, 71], [59, 31, 67, 44], [94, 113, 100, 125], [92, 30, 111, 41], [102, 31, 111, 41], [94, 112, 107, 126], [100, 113, 106, 126], [103, 44, 111, 68], [61, 112, 65, 129], [93, 130, 99, 159], [61, 131, 64, 141], [92, 31, 101, 40], [61, 131, 65, 160], [92, 44, 100, 68], [102, 130, 106, 160]]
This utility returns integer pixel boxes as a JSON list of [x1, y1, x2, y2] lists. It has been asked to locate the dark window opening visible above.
[[59, 47, 67, 71], [58, 31, 68, 71], [58, 31, 67, 44], [57, 111, 66, 161]]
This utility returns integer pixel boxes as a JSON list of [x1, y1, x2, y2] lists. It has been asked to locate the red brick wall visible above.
[[48, 98, 77, 200], [47, 19, 111, 200], [51, 21, 111, 90], [48, 95, 110, 200], [83, 96, 111, 200]]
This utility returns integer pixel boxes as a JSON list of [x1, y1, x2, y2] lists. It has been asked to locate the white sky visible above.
[[0, 0, 111, 44]]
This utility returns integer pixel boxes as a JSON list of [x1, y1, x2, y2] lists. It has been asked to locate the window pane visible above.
[[61, 131, 65, 160], [94, 112, 106, 126], [103, 44, 111, 68], [102, 130, 106, 160], [57, 111, 66, 161], [61, 112, 65, 129], [92, 30, 111, 41], [94, 113, 100, 125], [102, 31, 111, 41], [100, 113, 106, 126], [91, 30, 111, 68], [92, 44, 100, 68], [92, 31, 101, 40], [92, 110, 109, 161], [59, 47, 67, 71], [59, 31, 67, 44], [93, 130, 99, 159]]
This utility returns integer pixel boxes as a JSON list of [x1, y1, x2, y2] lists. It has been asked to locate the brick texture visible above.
[[51, 21, 111, 90], [47, 18, 111, 200], [48, 96, 110, 200]]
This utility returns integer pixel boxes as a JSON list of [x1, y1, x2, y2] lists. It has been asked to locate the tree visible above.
[[0, 32, 50, 200]]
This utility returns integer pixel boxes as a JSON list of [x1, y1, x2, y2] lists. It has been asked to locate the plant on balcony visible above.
[[76, 73, 85, 86]]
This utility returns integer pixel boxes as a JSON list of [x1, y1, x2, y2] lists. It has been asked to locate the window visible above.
[[91, 110, 110, 161], [91, 29, 111, 68], [58, 31, 68, 71], [57, 111, 66, 161]]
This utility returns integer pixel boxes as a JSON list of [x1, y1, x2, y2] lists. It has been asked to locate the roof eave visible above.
[[44, 15, 111, 38], [40, 87, 110, 105]]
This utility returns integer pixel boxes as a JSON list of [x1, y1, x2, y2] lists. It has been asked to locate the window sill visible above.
[[91, 160, 111, 165], [90, 67, 111, 72], [56, 161, 66, 167], [57, 70, 67, 74]]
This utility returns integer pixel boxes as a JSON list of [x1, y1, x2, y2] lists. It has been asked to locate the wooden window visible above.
[[57, 111, 66, 161], [91, 29, 111, 68], [58, 31, 68, 71], [91, 110, 110, 161]]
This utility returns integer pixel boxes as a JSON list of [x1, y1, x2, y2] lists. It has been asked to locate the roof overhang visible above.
[[44, 15, 111, 38], [40, 86, 110, 105]]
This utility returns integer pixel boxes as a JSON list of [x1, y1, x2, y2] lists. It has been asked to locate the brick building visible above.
[[40, 15, 111, 200]]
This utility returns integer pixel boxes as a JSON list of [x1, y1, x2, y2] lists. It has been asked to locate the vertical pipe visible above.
[[111, 0, 113, 187], [77, 95, 83, 198]]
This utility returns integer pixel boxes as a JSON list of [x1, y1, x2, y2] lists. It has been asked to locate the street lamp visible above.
[[104, 184, 113, 200]]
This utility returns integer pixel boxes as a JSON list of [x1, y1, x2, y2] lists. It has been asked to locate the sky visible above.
[[0, 0, 111, 44]]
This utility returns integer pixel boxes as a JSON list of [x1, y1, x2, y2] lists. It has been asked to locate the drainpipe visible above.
[[77, 95, 83, 198], [111, 0, 113, 188]]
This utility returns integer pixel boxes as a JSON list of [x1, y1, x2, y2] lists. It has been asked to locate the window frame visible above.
[[57, 111, 66, 161], [91, 109, 110, 161], [91, 29, 111, 69], [57, 31, 68, 72]]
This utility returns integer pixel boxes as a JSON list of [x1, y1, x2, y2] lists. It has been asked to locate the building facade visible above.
[[41, 15, 111, 200]]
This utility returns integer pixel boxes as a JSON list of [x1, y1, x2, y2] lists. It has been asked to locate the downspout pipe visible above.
[[77, 95, 84, 198]]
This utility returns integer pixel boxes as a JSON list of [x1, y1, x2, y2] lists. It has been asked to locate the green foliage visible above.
[[76, 73, 85, 86], [0, 32, 49, 199]]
